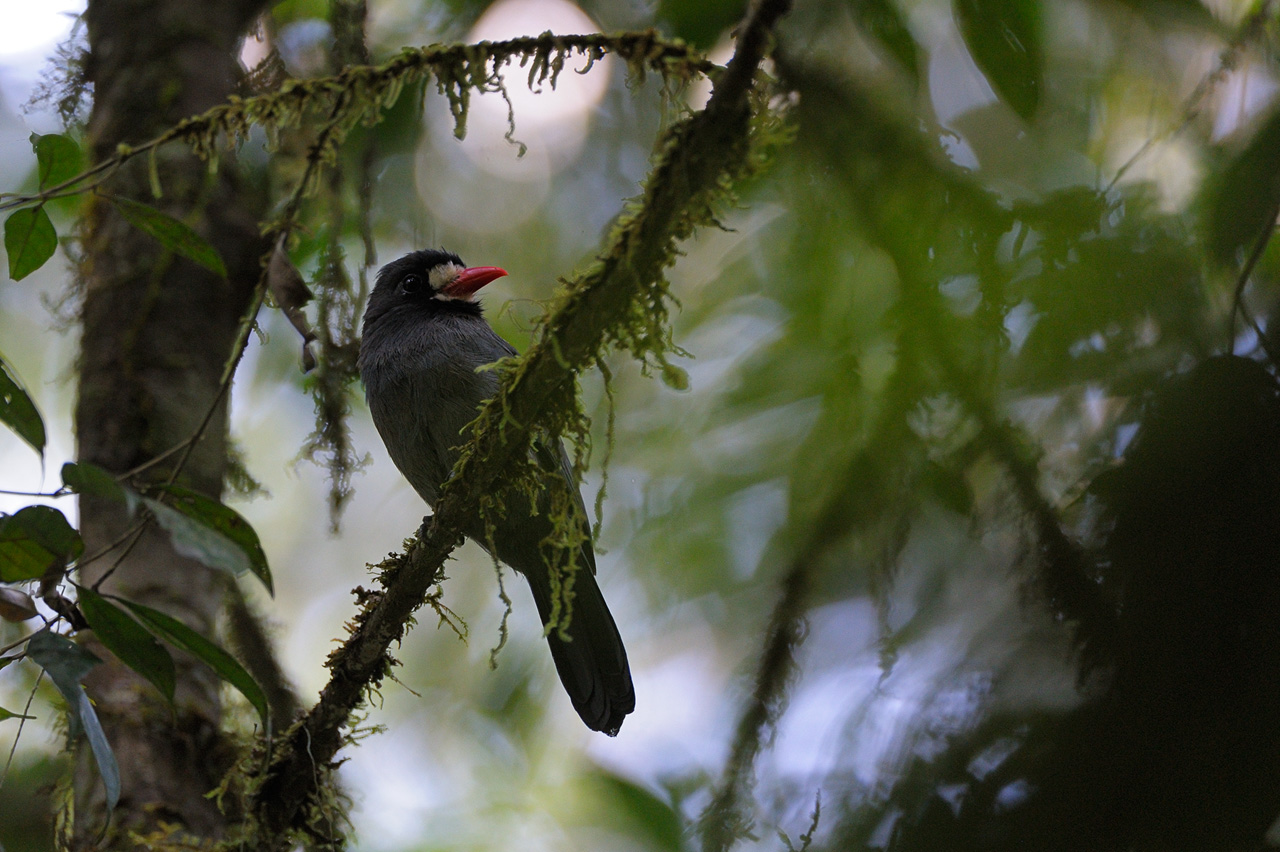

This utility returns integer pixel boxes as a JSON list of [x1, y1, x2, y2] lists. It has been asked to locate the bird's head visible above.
[[364, 249, 508, 327]]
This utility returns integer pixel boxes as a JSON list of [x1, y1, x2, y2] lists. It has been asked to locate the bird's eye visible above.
[[400, 274, 424, 294]]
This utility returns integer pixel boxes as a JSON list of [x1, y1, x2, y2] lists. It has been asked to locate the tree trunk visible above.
[[74, 0, 269, 843]]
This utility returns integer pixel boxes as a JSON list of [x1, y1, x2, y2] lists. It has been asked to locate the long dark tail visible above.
[[522, 562, 635, 735]]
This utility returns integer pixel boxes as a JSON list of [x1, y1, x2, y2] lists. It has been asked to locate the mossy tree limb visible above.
[[0, 31, 716, 217]]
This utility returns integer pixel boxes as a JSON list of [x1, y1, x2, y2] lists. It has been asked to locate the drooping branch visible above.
[[250, 0, 795, 838]]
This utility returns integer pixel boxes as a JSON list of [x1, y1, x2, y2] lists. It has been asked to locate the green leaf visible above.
[[954, 0, 1043, 121], [26, 630, 120, 812], [108, 196, 227, 277], [921, 461, 974, 515], [271, 0, 330, 25], [119, 599, 269, 730], [77, 586, 176, 704], [0, 353, 45, 456], [0, 506, 84, 582], [61, 461, 132, 508], [26, 630, 99, 704], [590, 769, 685, 852], [144, 488, 272, 594], [1110, 0, 1222, 33], [0, 705, 36, 722], [31, 133, 84, 190], [1205, 106, 1280, 267], [658, 0, 746, 48], [852, 0, 920, 87], [5, 206, 58, 281]]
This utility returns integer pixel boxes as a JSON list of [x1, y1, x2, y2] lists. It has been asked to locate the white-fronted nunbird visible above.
[[358, 249, 635, 735]]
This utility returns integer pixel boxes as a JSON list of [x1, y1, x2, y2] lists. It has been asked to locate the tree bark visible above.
[[74, 0, 269, 843]]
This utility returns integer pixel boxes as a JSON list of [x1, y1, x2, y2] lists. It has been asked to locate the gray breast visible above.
[[361, 313, 507, 506]]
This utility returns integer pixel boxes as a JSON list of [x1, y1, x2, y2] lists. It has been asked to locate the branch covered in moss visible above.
[[0, 30, 715, 213], [249, 0, 795, 839]]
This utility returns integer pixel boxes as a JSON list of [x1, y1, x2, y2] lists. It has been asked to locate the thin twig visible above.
[[87, 523, 148, 592], [0, 668, 46, 794], [0, 631, 38, 657], [1105, 4, 1274, 193], [1228, 204, 1280, 353], [116, 439, 193, 481]]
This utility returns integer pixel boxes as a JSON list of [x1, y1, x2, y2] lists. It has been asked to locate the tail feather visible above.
[[522, 562, 635, 735]]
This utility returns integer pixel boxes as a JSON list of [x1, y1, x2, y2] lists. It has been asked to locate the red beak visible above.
[[442, 265, 508, 299]]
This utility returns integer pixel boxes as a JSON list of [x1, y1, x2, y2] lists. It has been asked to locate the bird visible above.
[[357, 249, 635, 735]]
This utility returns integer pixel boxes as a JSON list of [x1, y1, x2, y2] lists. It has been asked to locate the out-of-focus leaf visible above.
[[589, 769, 685, 852], [77, 586, 176, 704], [1007, 188, 1202, 390], [954, 0, 1042, 121], [26, 631, 103, 690], [1108, 0, 1222, 33], [61, 461, 133, 509], [271, 0, 330, 25], [852, 0, 920, 86], [108, 196, 227, 277], [0, 506, 84, 582], [5, 206, 58, 281], [659, 0, 746, 48], [31, 132, 84, 190], [368, 78, 428, 155], [921, 461, 974, 515], [0, 354, 45, 456], [1205, 106, 1280, 267], [74, 686, 119, 812], [26, 630, 120, 812], [0, 705, 36, 722], [120, 599, 270, 729], [145, 488, 272, 594], [0, 586, 38, 622]]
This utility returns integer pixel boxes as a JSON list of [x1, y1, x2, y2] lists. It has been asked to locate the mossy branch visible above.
[[248, 0, 794, 839], [0, 30, 715, 214]]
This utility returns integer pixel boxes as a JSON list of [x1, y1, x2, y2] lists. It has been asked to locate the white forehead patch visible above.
[[429, 262, 467, 301]]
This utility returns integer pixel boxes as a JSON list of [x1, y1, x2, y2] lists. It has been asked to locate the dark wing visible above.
[[480, 321, 597, 575], [532, 434, 598, 575]]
